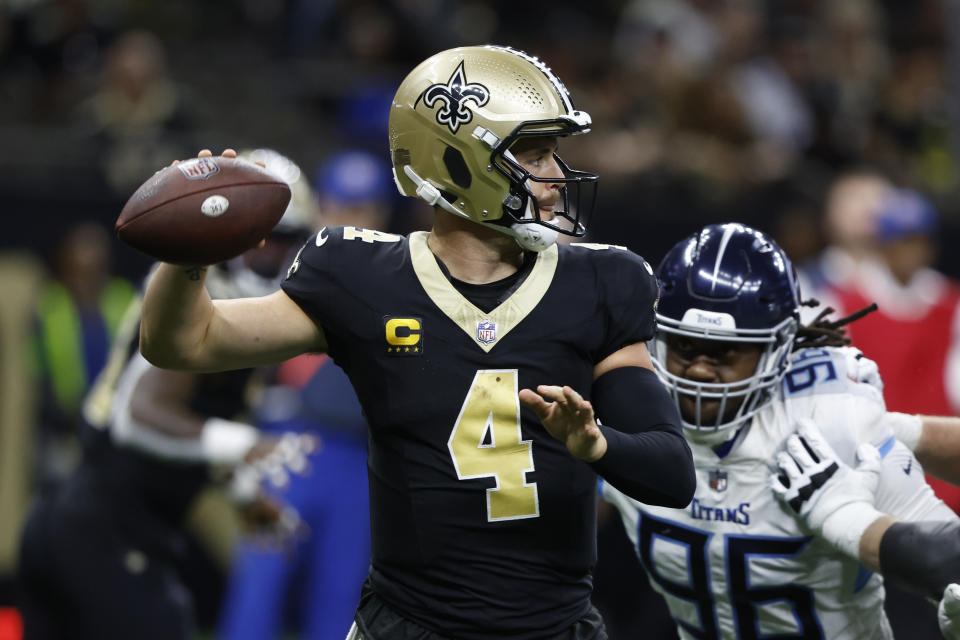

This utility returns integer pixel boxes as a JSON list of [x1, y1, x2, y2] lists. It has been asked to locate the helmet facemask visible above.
[[650, 313, 798, 432], [652, 223, 803, 433], [495, 128, 598, 244]]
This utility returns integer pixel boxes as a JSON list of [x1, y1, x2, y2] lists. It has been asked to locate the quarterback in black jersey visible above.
[[139, 46, 695, 639]]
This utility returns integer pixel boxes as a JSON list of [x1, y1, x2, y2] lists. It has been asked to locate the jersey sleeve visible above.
[[280, 226, 350, 337], [787, 347, 889, 456], [587, 245, 660, 361], [792, 349, 959, 524], [873, 439, 959, 522]]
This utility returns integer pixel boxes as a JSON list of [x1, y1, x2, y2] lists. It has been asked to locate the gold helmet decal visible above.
[[420, 62, 490, 134], [389, 45, 598, 251]]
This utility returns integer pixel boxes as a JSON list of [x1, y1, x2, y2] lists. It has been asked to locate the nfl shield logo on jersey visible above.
[[476, 319, 497, 344], [708, 470, 728, 492]]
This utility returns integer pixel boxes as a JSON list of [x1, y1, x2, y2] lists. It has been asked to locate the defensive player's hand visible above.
[[839, 346, 883, 392], [771, 419, 881, 531], [940, 583, 960, 639], [771, 419, 885, 558], [519, 385, 607, 462]]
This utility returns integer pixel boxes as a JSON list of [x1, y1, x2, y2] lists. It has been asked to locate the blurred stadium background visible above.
[[2, 0, 959, 638]]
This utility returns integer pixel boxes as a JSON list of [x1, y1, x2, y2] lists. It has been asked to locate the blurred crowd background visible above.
[[2, 0, 960, 638]]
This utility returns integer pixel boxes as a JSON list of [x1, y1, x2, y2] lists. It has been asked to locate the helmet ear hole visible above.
[[443, 146, 472, 189]]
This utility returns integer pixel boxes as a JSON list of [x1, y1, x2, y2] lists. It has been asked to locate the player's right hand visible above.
[[838, 346, 883, 392], [168, 148, 237, 167], [770, 419, 881, 532], [940, 583, 960, 639]]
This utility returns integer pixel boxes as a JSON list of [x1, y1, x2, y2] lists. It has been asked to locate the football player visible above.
[[601, 222, 960, 639], [772, 419, 960, 640], [137, 45, 696, 639], [16, 150, 317, 640]]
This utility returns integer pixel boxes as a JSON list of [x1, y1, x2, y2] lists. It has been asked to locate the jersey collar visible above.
[[408, 231, 558, 352]]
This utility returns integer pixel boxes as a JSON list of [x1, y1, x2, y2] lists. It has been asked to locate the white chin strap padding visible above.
[[511, 221, 558, 252], [509, 185, 558, 252]]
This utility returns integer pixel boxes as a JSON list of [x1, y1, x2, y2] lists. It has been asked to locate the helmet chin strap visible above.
[[400, 165, 558, 252], [509, 199, 558, 252]]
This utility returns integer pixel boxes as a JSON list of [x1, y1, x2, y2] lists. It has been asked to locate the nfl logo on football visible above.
[[476, 319, 497, 344], [178, 157, 221, 181], [708, 470, 727, 492]]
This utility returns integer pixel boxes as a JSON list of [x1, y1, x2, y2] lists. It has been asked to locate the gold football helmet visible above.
[[389, 45, 598, 250]]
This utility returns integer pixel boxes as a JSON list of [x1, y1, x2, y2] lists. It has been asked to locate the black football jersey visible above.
[[282, 227, 658, 639]]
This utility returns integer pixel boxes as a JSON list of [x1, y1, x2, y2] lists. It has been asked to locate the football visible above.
[[116, 156, 292, 265]]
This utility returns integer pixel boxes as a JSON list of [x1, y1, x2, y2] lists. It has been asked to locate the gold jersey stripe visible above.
[[408, 231, 558, 352]]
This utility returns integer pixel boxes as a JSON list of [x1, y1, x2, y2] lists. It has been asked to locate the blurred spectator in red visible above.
[[830, 188, 960, 513]]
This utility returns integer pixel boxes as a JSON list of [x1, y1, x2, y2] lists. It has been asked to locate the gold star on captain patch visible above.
[[404, 346, 410, 352]]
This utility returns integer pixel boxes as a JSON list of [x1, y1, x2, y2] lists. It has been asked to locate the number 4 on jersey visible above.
[[448, 370, 540, 522], [342, 226, 401, 243]]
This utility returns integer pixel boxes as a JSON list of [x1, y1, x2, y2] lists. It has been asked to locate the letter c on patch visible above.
[[385, 318, 421, 346]]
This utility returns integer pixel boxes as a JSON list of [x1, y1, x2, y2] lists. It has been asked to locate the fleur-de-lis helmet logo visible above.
[[421, 61, 490, 134]]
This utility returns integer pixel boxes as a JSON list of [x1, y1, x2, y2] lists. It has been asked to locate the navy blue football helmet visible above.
[[651, 223, 801, 431]]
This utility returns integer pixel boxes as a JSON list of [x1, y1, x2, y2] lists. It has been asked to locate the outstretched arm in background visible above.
[[884, 412, 960, 486], [771, 420, 960, 639]]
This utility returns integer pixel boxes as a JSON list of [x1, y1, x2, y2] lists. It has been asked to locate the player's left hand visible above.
[[940, 583, 960, 639], [519, 385, 607, 462]]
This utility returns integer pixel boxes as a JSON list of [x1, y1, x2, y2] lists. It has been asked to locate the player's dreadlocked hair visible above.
[[792, 299, 879, 351]]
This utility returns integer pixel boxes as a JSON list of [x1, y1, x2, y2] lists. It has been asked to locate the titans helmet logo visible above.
[[421, 62, 490, 134]]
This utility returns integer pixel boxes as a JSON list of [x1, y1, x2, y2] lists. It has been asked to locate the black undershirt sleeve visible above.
[[879, 520, 960, 599], [588, 366, 696, 507]]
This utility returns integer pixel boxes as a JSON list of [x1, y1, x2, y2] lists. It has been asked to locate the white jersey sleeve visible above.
[[874, 439, 957, 522], [786, 347, 957, 523]]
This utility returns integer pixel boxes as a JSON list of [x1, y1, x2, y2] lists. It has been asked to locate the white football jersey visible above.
[[603, 346, 957, 640]]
